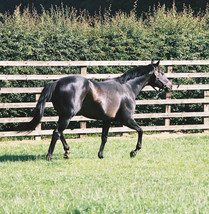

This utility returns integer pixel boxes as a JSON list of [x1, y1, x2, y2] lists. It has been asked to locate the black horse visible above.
[[21, 60, 172, 160]]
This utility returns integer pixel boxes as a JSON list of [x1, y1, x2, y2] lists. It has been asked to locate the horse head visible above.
[[149, 60, 172, 92]]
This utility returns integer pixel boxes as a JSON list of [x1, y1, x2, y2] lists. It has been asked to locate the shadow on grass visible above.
[[0, 154, 46, 162]]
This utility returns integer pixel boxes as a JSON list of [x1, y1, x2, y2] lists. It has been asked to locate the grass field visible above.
[[0, 133, 208, 214]]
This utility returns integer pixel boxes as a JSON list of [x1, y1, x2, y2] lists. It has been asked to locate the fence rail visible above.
[[0, 60, 209, 138], [1, 60, 209, 67]]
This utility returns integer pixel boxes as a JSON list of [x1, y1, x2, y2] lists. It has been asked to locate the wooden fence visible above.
[[0, 60, 209, 139]]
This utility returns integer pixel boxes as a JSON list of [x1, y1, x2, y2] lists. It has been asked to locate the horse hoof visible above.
[[46, 154, 52, 161], [63, 151, 70, 159], [130, 150, 137, 158], [98, 153, 104, 159]]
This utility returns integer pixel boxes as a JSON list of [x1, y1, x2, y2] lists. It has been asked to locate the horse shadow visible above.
[[0, 154, 46, 162]]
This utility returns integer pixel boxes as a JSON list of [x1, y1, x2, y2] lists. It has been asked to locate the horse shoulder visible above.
[[87, 81, 122, 118], [88, 81, 103, 104]]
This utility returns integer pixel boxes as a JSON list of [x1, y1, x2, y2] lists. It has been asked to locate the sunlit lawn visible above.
[[0, 133, 208, 213]]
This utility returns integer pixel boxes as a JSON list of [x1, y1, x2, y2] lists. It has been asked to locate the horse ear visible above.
[[156, 60, 160, 66], [151, 60, 160, 67]]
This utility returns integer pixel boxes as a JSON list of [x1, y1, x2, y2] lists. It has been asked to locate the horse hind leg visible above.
[[46, 128, 61, 161], [60, 133, 70, 159], [46, 115, 71, 160]]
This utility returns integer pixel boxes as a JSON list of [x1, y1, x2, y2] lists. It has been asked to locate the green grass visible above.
[[0, 134, 208, 213]]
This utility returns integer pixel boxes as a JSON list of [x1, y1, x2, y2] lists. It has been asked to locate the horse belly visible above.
[[79, 81, 121, 120], [79, 97, 119, 120]]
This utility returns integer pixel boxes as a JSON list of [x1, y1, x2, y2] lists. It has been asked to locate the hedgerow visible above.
[[0, 4, 208, 65]]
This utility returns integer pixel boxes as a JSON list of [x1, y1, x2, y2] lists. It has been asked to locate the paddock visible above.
[[0, 133, 208, 213]]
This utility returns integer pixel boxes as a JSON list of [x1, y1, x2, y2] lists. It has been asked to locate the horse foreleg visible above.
[[124, 118, 143, 158], [98, 121, 110, 159]]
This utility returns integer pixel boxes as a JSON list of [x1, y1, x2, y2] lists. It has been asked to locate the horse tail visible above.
[[20, 81, 57, 131]]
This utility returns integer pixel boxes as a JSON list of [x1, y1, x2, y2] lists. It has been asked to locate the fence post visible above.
[[35, 94, 41, 141], [204, 91, 209, 130], [80, 67, 87, 137], [165, 66, 173, 128]]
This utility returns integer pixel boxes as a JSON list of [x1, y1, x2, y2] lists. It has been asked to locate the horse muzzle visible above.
[[165, 83, 172, 92]]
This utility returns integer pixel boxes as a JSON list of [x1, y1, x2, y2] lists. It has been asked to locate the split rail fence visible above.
[[0, 60, 209, 139]]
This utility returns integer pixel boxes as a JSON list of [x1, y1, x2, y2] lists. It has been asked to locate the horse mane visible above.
[[115, 65, 153, 84]]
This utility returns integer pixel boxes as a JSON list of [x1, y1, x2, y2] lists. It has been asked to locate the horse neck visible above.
[[116, 67, 146, 83], [126, 73, 152, 98]]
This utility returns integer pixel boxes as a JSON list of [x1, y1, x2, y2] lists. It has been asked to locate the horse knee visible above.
[[137, 127, 143, 135], [101, 135, 108, 142]]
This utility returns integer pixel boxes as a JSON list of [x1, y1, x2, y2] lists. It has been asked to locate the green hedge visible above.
[[0, 5, 208, 64], [0, 4, 209, 131]]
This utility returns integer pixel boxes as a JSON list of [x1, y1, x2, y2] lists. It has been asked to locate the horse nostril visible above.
[[166, 85, 172, 92], [168, 83, 172, 91], [169, 87, 172, 92]]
